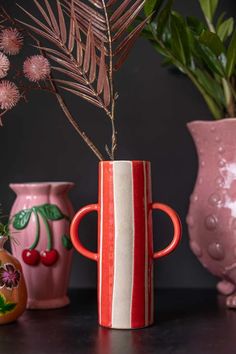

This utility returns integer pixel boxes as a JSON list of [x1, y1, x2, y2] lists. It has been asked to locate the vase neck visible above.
[[0, 236, 8, 250]]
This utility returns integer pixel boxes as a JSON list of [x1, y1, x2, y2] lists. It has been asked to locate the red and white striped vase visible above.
[[70, 161, 182, 329]]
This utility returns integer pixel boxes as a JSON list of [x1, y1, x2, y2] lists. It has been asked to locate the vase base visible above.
[[27, 296, 70, 309], [99, 321, 154, 330], [226, 294, 236, 309], [217, 280, 235, 296]]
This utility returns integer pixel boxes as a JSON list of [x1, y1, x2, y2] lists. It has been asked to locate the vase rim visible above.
[[9, 182, 75, 195], [9, 182, 75, 187], [99, 160, 151, 163], [187, 118, 236, 127]]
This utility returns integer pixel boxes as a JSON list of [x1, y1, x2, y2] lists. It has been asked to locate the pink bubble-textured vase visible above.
[[187, 119, 236, 308], [9, 182, 74, 309]]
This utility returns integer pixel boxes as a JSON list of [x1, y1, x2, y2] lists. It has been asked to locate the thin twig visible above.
[[101, 0, 117, 160]]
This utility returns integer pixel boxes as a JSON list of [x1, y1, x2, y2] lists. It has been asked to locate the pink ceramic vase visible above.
[[187, 119, 236, 308], [9, 182, 74, 309]]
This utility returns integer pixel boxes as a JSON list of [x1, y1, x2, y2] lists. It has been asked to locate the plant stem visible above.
[[29, 209, 40, 250], [203, 15, 235, 118]]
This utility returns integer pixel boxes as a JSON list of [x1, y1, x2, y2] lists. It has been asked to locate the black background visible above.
[[0, 0, 235, 289]]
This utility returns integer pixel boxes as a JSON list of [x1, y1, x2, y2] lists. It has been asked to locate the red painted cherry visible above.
[[22, 249, 40, 266], [40, 249, 59, 266]]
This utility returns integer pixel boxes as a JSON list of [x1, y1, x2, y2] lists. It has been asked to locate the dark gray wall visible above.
[[0, 0, 235, 288]]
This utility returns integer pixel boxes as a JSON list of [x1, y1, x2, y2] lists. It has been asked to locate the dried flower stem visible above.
[[32, 35, 105, 161], [101, 0, 117, 160]]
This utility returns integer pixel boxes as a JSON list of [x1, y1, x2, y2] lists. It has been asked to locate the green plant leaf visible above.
[[217, 18, 234, 42], [194, 69, 225, 106], [13, 209, 32, 230], [194, 41, 225, 76], [170, 12, 191, 66], [144, 0, 164, 18], [226, 29, 236, 77], [199, 0, 219, 22], [37, 204, 65, 221], [186, 16, 206, 35], [199, 30, 225, 56], [62, 234, 73, 250], [156, 0, 173, 37], [216, 12, 226, 29]]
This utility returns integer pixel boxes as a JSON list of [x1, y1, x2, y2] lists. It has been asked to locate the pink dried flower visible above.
[[0, 53, 10, 79], [0, 28, 23, 55], [0, 80, 20, 110], [23, 55, 51, 82]]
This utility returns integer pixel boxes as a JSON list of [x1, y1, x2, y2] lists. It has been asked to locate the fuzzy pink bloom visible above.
[[0, 28, 23, 55], [23, 55, 51, 82], [0, 53, 10, 79], [0, 80, 20, 110]]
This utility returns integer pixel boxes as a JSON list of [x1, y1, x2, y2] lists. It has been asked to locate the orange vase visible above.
[[0, 236, 27, 324]]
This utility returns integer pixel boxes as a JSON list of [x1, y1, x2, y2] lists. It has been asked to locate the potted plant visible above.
[[141, 0, 236, 307], [0, 208, 27, 324], [1, 1, 182, 328]]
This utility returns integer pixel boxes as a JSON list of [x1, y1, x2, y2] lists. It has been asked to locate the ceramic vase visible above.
[[70, 161, 182, 329], [0, 236, 27, 324], [10, 182, 74, 309], [186, 119, 236, 308]]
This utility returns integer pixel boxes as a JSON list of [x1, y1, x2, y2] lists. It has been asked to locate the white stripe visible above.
[[143, 162, 149, 325], [99, 163, 103, 323], [112, 161, 134, 328]]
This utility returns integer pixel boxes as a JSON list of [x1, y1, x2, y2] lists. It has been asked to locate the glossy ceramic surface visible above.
[[70, 161, 182, 329], [0, 236, 27, 324], [10, 182, 74, 309], [187, 119, 236, 307]]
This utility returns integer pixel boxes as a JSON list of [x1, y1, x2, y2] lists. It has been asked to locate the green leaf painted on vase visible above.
[[37, 204, 65, 221], [13, 209, 32, 230], [62, 234, 73, 251], [0, 294, 16, 316]]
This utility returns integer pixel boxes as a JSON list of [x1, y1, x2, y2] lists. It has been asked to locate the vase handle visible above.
[[70, 204, 99, 262], [152, 203, 182, 259]]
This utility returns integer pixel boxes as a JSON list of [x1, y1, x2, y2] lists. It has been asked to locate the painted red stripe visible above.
[[98, 162, 102, 323], [131, 161, 146, 327], [145, 161, 154, 324], [99, 162, 115, 327]]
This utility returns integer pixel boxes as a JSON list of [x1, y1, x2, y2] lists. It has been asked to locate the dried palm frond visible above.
[[17, 0, 147, 160]]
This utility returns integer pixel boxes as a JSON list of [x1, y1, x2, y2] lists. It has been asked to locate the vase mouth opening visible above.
[[99, 160, 151, 164]]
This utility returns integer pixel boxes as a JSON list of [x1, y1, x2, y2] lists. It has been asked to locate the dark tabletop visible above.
[[1, 289, 236, 354]]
